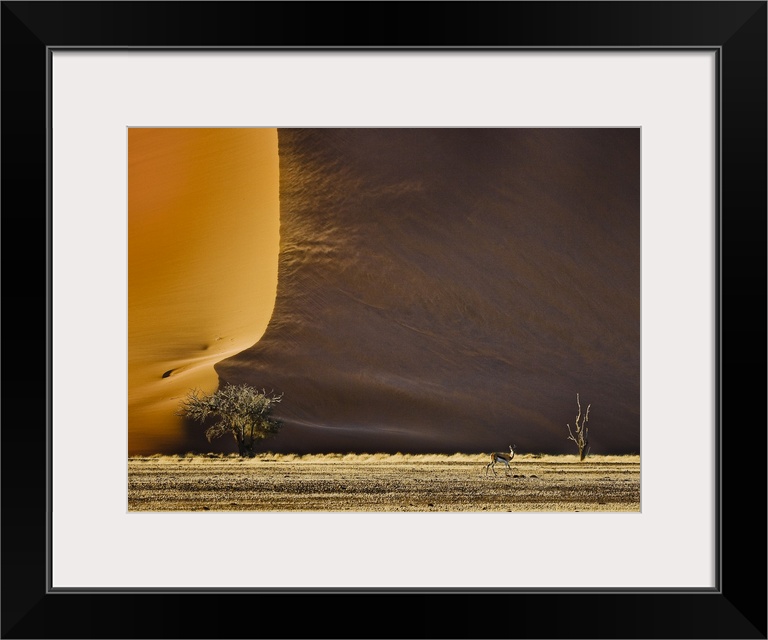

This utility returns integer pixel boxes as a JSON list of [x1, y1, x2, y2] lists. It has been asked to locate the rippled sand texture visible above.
[[128, 129, 280, 454], [217, 129, 640, 455]]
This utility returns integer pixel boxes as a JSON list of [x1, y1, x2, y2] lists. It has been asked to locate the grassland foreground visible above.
[[128, 453, 640, 512]]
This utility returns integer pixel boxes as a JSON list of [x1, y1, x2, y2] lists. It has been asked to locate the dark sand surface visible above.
[[216, 129, 640, 455]]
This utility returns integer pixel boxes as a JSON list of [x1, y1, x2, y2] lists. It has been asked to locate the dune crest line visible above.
[[128, 128, 280, 455]]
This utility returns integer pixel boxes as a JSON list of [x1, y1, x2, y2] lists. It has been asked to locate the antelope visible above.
[[485, 444, 517, 476]]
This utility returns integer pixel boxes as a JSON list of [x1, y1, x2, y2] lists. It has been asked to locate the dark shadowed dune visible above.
[[211, 128, 640, 455]]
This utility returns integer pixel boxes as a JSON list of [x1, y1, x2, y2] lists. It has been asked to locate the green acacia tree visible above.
[[179, 384, 283, 457]]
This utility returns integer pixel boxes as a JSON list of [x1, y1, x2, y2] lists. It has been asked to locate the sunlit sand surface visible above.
[[128, 128, 280, 454]]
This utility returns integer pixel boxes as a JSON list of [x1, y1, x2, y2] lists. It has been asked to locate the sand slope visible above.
[[128, 128, 280, 454], [215, 129, 641, 455]]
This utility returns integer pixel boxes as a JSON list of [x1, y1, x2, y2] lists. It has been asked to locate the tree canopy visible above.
[[179, 384, 283, 457]]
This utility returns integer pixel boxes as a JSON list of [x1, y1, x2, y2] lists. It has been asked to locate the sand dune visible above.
[[128, 128, 280, 454], [129, 128, 640, 456], [215, 128, 641, 455]]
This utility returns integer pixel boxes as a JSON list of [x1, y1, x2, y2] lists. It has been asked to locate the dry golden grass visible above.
[[128, 453, 640, 512], [132, 452, 639, 463]]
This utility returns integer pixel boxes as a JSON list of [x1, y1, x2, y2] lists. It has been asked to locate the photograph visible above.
[[2, 0, 764, 637], [128, 127, 641, 513]]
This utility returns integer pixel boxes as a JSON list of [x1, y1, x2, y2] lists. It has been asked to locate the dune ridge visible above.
[[215, 128, 641, 455], [128, 128, 280, 454]]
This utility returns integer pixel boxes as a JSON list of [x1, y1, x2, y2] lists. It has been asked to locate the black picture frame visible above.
[[2, 2, 765, 638]]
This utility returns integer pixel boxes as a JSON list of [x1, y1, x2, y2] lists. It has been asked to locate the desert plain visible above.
[[128, 453, 640, 512]]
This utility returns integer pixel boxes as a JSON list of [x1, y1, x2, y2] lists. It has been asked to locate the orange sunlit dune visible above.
[[128, 128, 280, 454]]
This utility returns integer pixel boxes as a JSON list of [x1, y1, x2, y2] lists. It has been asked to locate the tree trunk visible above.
[[238, 439, 257, 458], [235, 432, 250, 457]]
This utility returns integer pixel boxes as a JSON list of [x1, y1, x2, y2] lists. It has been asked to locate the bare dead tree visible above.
[[566, 393, 591, 461]]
